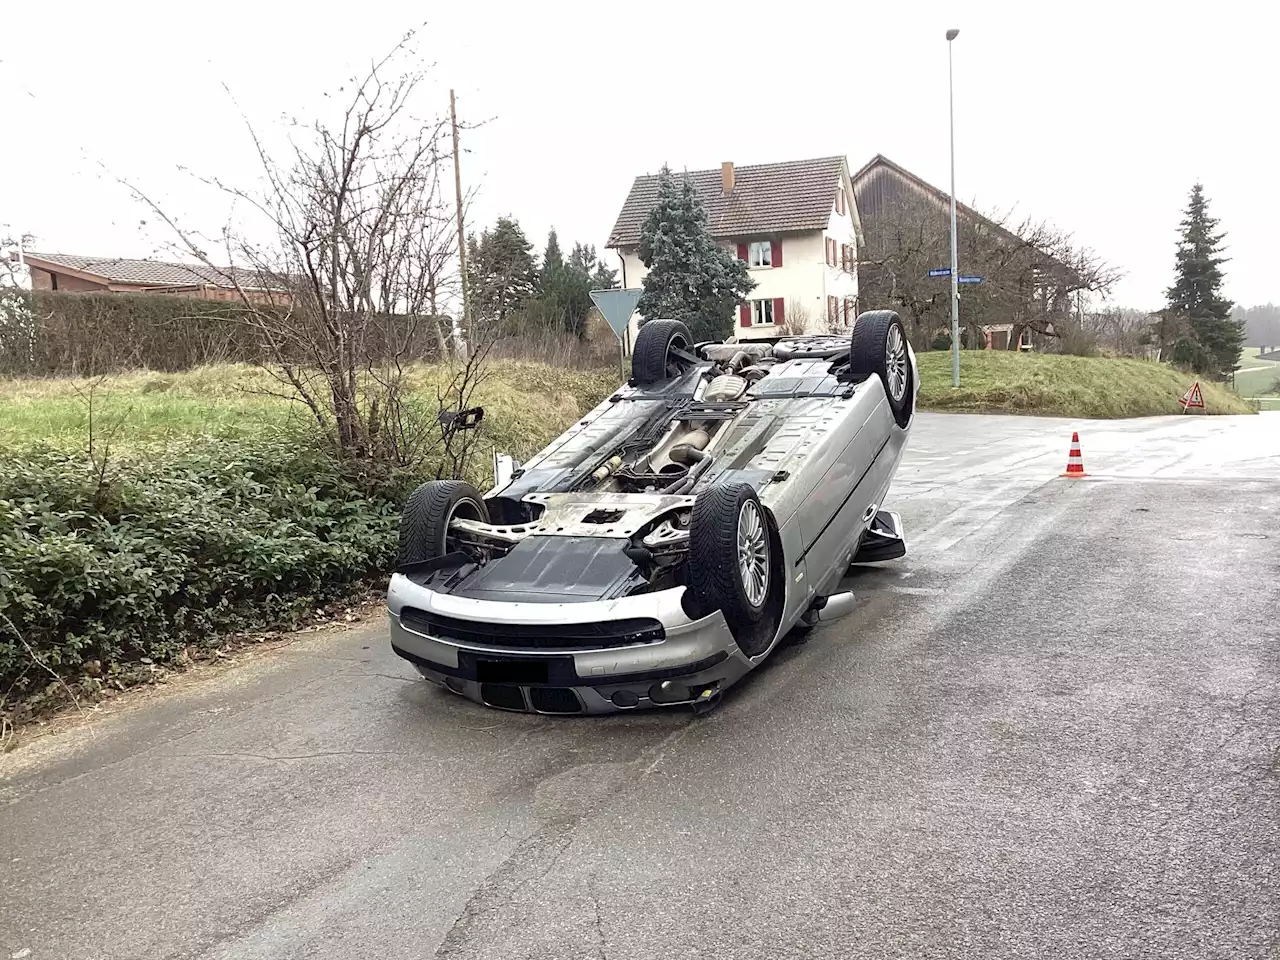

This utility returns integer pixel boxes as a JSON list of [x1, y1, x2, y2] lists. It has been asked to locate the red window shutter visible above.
[[740, 303, 751, 327], [773, 297, 785, 326], [836, 190, 844, 216], [824, 238, 833, 266], [771, 240, 782, 267], [737, 242, 748, 261]]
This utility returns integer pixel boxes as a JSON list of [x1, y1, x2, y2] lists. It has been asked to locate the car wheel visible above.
[[398, 479, 489, 569], [632, 319, 693, 385], [689, 483, 772, 640], [850, 309, 913, 427]]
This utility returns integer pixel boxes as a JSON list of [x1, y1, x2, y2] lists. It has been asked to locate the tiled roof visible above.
[[25, 252, 284, 290], [606, 156, 848, 248]]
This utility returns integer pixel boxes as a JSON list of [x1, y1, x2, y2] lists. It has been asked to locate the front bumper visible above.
[[386, 573, 754, 715]]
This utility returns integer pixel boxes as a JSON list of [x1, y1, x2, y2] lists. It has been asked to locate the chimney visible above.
[[721, 161, 735, 194]]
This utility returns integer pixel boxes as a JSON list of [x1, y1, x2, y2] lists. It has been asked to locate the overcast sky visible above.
[[2, 0, 1275, 308]]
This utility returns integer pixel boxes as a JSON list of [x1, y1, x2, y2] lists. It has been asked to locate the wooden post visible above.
[[450, 89, 469, 358]]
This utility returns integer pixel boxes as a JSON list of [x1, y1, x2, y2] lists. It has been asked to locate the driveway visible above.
[[3, 412, 1278, 960]]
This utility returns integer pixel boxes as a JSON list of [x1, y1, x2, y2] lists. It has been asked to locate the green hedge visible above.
[[0, 291, 449, 376], [0, 436, 418, 715], [0, 291, 265, 375]]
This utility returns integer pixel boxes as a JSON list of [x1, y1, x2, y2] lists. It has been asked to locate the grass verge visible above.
[[917, 351, 1255, 417], [0, 362, 617, 452], [0, 362, 617, 725]]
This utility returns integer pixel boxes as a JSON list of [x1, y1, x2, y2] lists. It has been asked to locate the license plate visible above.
[[476, 658, 549, 684]]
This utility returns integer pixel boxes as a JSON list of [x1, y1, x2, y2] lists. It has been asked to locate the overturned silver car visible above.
[[387, 309, 918, 714]]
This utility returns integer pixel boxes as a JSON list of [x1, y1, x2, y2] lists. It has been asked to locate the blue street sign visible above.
[[590, 288, 643, 342], [957, 275, 984, 285], [927, 268, 952, 278]]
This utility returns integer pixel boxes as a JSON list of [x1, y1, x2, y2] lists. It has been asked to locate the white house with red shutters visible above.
[[605, 156, 863, 346]]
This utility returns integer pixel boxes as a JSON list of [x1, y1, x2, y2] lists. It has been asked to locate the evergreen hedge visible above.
[[0, 435, 417, 717]]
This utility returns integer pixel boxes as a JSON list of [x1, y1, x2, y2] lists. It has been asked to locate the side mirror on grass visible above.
[[438, 406, 485, 431]]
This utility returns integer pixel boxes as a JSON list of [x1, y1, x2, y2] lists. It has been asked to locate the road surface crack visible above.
[[433, 816, 577, 957], [432, 719, 695, 956], [170, 749, 400, 762], [592, 882, 610, 960]]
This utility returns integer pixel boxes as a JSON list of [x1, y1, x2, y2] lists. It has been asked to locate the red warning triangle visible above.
[[1180, 381, 1205, 409]]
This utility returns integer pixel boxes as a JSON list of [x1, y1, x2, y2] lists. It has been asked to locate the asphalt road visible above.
[[3, 412, 1278, 960]]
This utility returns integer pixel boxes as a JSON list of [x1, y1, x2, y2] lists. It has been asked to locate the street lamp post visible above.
[[946, 28, 960, 388]]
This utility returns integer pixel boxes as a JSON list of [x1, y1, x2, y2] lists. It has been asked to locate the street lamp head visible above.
[[946, 28, 960, 41]]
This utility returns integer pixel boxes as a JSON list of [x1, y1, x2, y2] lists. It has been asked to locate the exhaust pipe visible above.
[[804, 591, 857, 625]]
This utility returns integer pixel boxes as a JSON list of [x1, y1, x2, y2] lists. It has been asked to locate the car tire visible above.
[[688, 483, 772, 637], [850, 309, 913, 427], [398, 479, 489, 569], [632, 319, 693, 385]]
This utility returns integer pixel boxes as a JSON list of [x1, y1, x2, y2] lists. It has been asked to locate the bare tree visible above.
[[0, 231, 35, 289], [781, 297, 814, 337], [1083, 306, 1160, 358], [0, 232, 38, 369], [858, 195, 1123, 350], [127, 32, 473, 468]]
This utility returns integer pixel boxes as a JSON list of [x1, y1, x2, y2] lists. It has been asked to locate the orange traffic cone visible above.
[[1061, 431, 1088, 478]]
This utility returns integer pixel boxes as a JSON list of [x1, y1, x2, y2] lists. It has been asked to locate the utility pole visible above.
[[450, 89, 470, 358], [946, 28, 961, 388]]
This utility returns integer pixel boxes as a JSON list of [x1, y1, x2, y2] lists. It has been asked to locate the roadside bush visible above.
[[0, 435, 415, 715]]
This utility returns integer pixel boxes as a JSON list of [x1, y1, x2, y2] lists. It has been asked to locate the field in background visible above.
[[918, 351, 1255, 417], [0, 362, 617, 459], [1234, 346, 1280, 400]]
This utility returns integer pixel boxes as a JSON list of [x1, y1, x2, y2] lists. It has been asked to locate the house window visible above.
[[835, 189, 846, 216], [751, 299, 775, 326], [840, 243, 854, 272], [748, 241, 772, 268], [825, 237, 837, 267], [828, 296, 838, 323]]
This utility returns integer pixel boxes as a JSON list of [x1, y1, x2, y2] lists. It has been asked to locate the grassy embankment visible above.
[[0, 351, 1255, 447], [917, 350, 1255, 417]]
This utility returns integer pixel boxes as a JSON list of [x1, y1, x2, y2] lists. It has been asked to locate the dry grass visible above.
[[0, 362, 619, 454]]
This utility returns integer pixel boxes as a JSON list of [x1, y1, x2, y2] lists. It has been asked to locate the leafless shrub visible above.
[[1082, 306, 1160, 358], [485, 329, 618, 369], [780, 298, 814, 337], [125, 31, 472, 470], [1052, 318, 1100, 357]]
